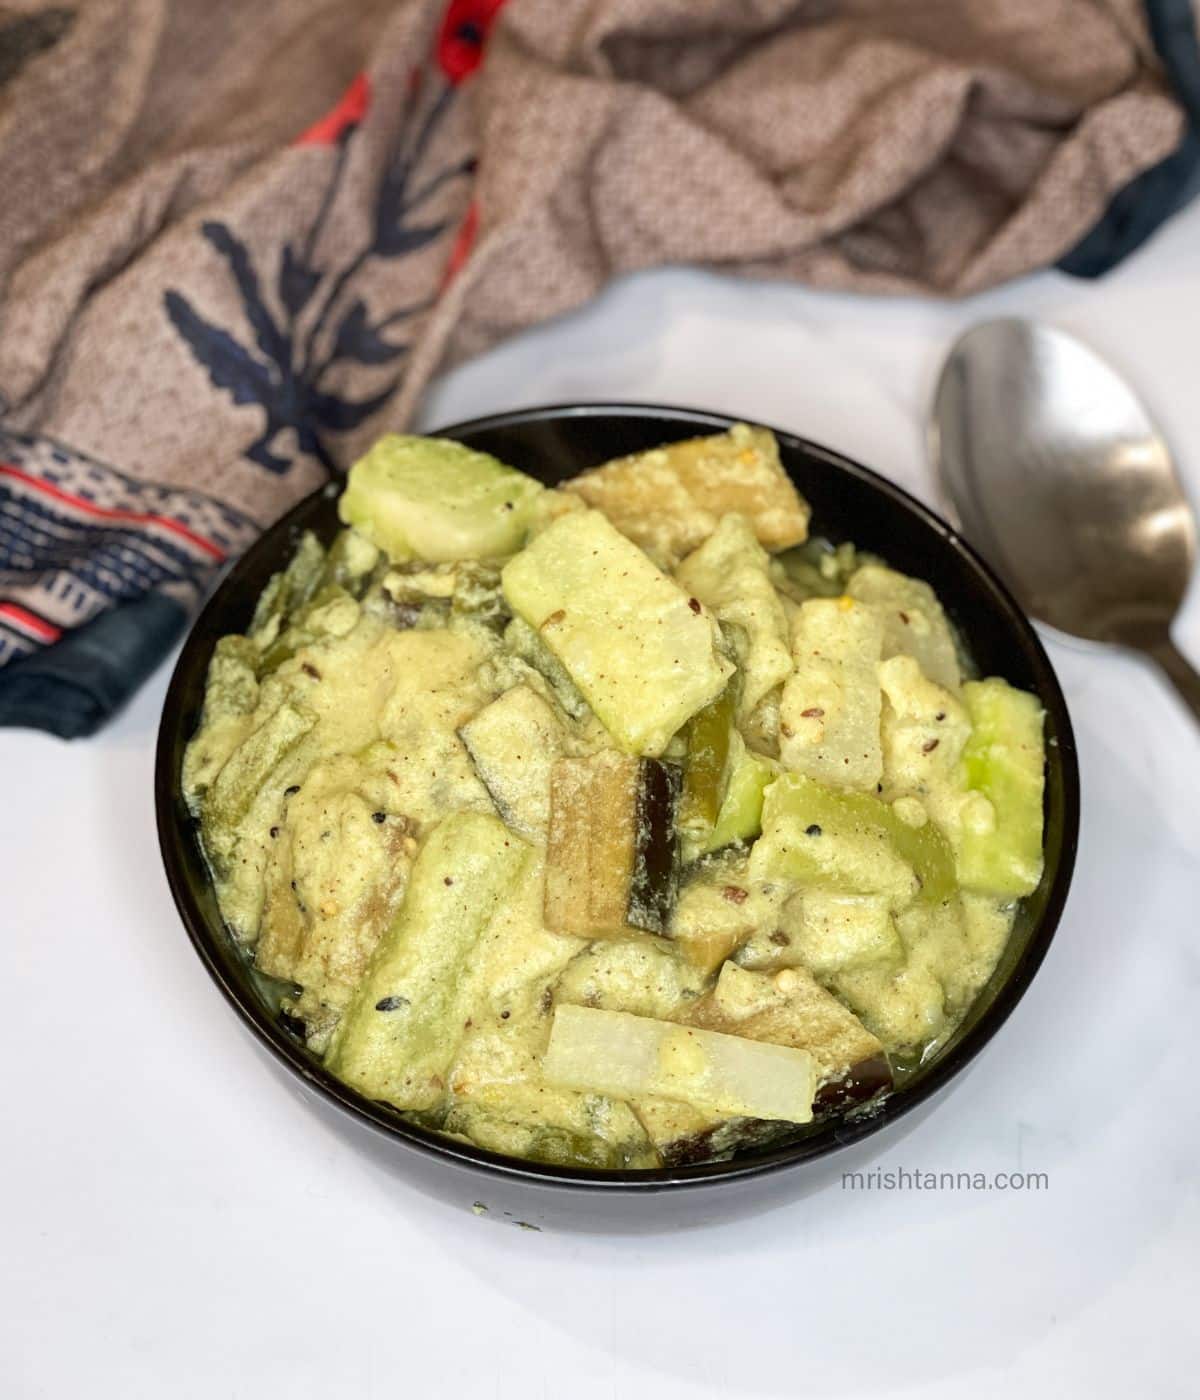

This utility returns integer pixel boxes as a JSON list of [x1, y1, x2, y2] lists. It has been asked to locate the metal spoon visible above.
[[931, 318, 1200, 721]]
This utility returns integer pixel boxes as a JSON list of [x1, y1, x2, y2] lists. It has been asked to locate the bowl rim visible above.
[[155, 401, 1080, 1194]]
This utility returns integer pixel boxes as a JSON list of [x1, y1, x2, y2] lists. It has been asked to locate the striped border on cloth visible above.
[[0, 429, 259, 667]]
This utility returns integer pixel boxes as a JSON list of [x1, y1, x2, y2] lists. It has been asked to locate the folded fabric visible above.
[[1, 0, 1197, 736]]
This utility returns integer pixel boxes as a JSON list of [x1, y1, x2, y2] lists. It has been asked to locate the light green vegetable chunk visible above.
[[459, 684, 567, 842], [339, 434, 543, 564], [675, 513, 793, 715], [750, 771, 956, 907], [501, 509, 733, 756], [678, 679, 738, 845], [846, 563, 962, 693], [958, 678, 1045, 897], [787, 891, 903, 976], [543, 1004, 816, 1123], [779, 596, 884, 792], [325, 812, 529, 1110], [203, 702, 314, 859], [694, 732, 775, 858]]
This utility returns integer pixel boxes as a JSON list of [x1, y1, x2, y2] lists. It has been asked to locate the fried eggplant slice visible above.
[[544, 752, 681, 937]]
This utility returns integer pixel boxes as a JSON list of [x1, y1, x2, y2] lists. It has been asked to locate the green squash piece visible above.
[[750, 771, 957, 906], [339, 434, 543, 564], [957, 678, 1045, 897], [678, 679, 738, 843], [325, 812, 529, 1110], [501, 509, 733, 755], [687, 732, 775, 859]]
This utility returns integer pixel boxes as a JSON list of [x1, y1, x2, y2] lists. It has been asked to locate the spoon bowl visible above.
[[932, 318, 1200, 716]]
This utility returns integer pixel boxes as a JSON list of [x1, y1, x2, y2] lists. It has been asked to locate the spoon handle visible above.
[[1147, 635, 1200, 723]]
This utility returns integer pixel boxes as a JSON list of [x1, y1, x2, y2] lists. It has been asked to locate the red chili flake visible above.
[[922, 738, 940, 754], [540, 609, 566, 629], [687, 597, 701, 614], [722, 885, 749, 904], [898, 611, 910, 624], [301, 662, 321, 680], [780, 722, 795, 739], [444, 876, 454, 886], [800, 706, 825, 718]]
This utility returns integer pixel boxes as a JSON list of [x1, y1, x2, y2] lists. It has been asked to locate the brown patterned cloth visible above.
[[0, 0, 1192, 734]]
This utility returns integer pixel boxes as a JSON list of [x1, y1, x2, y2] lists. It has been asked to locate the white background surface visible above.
[[4, 200, 1200, 1398]]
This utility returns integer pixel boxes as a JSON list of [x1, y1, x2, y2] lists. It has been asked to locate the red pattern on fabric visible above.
[[436, 0, 509, 84], [294, 72, 372, 146], [0, 463, 226, 560], [441, 200, 479, 287], [0, 603, 62, 642]]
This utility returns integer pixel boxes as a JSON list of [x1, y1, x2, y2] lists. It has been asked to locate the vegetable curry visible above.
[[184, 425, 1045, 1168]]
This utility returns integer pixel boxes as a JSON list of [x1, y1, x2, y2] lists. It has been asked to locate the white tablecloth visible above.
[[5, 200, 1199, 1399]]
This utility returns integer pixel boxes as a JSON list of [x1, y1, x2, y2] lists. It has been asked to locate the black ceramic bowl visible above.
[[156, 404, 1079, 1228]]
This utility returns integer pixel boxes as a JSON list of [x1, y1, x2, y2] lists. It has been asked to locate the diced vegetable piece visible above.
[[459, 684, 567, 842], [325, 812, 528, 1110], [501, 509, 733, 755], [668, 857, 779, 974], [831, 961, 947, 1053], [675, 513, 793, 713], [249, 531, 326, 644], [202, 703, 314, 868], [543, 1004, 816, 1123], [554, 935, 710, 1020], [564, 424, 810, 563], [310, 527, 380, 600], [788, 891, 903, 976], [958, 678, 1045, 896], [502, 617, 590, 720], [631, 1098, 789, 1167], [701, 733, 776, 856], [878, 656, 971, 795], [544, 752, 681, 937], [779, 596, 884, 791], [630, 758, 683, 931], [847, 563, 962, 692], [546, 753, 631, 937], [182, 636, 261, 802], [339, 434, 543, 563], [772, 539, 863, 602], [690, 962, 890, 1109], [678, 680, 738, 846], [443, 1097, 658, 1169], [255, 582, 364, 675], [749, 772, 956, 906]]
